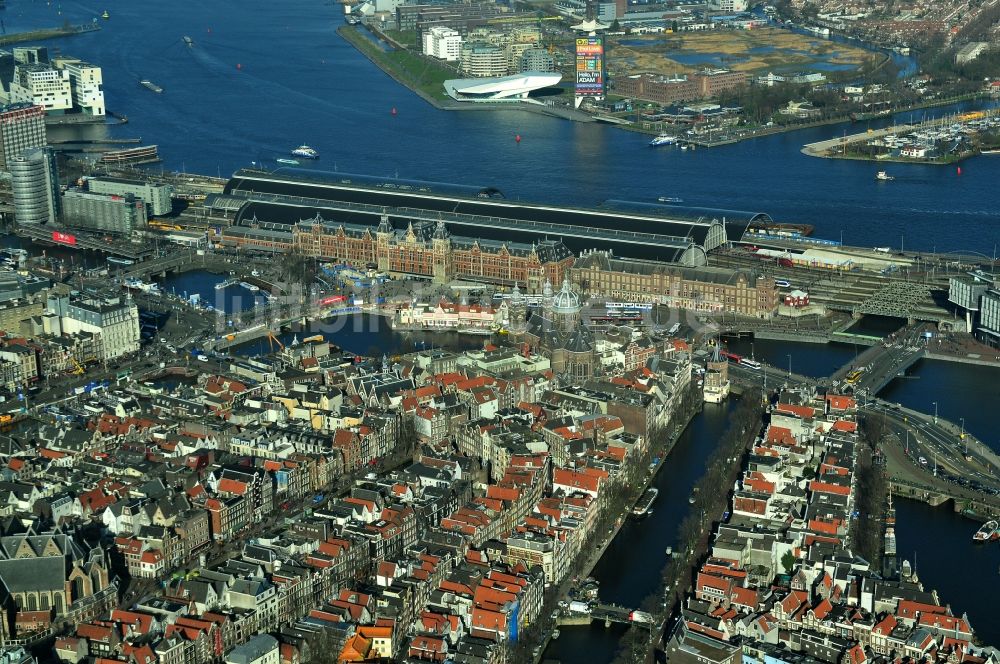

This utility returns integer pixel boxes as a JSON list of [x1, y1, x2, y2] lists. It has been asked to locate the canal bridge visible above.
[[829, 323, 927, 394], [889, 478, 1000, 519], [556, 605, 656, 629]]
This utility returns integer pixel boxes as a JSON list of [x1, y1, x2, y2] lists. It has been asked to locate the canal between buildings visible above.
[[156, 270, 487, 357], [544, 400, 738, 661], [550, 336, 1000, 660]]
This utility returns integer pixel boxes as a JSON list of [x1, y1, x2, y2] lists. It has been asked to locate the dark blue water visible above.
[[542, 400, 735, 662], [591, 401, 734, 607], [722, 337, 860, 378], [227, 311, 486, 358], [7, 0, 998, 252], [894, 498, 1000, 646], [881, 357, 999, 452], [160, 270, 266, 314], [543, 624, 629, 663]]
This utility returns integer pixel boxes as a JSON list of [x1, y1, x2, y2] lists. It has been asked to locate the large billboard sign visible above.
[[52, 231, 77, 246], [575, 36, 605, 96]]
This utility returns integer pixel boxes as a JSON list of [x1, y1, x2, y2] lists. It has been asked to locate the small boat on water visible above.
[[183, 36, 194, 46], [649, 134, 677, 146], [551, 630, 561, 640], [139, 79, 163, 93], [688, 487, 699, 505], [973, 520, 999, 542], [658, 196, 683, 203], [276, 158, 299, 165], [291, 145, 319, 159], [101, 9, 109, 19], [875, 170, 894, 181], [633, 487, 659, 517]]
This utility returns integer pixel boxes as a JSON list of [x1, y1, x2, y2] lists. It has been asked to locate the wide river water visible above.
[[4, 0, 998, 253]]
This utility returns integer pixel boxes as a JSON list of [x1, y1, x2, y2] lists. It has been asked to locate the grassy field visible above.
[[608, 27, 874, 76], [0, 23, 98, 47], [338, 25, 457, 103]]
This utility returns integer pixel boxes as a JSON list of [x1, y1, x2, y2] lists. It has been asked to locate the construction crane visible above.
[[266, 332, 285, 352]]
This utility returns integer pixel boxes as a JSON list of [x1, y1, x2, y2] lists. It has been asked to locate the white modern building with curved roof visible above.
[[443, 72, 562, 102]]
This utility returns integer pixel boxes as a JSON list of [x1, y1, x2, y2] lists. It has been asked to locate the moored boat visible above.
[[973, 520, 998, 542], [632, 487, 659, 517], [649, 134, 677, 146], [875, 170, 894, 181]]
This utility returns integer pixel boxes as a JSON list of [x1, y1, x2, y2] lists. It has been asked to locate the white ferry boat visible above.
[[649, 134, 677, 146]]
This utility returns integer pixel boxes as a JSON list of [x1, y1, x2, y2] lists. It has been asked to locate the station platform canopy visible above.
[[639, 204, 774, 227], [224, 169, 738, 262], [227, 168, 506, 201]]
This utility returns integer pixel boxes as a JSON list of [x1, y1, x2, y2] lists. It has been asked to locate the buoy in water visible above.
[[236, 63, 242, 70], [391, 107, 397, 116], [515, 134, 521, 143], [957, 166, 962, 175]]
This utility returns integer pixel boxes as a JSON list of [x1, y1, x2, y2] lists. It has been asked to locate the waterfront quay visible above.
[[725, 351, 1000, 519], [802, 109, 1000, 164], [662, 385, 997, 662]]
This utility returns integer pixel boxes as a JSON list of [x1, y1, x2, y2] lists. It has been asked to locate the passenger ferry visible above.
[[291, 145, 319, 159], [649, 134, 677, 146]]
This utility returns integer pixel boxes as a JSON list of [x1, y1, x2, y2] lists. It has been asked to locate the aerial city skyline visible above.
[[0, 0, 996, 663]]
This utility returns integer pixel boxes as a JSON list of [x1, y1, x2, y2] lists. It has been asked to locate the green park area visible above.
[[607, 27, 874, 77], [338, 25, 457, 103]]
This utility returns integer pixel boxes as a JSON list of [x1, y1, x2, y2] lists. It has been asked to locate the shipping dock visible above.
[[99, 145, 160, 165]]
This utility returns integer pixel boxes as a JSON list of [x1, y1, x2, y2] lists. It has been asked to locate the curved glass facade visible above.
[[11, 147, 58, 225]]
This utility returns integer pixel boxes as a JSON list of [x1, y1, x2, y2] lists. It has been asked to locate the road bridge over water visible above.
[[16, 225, 155, 259], [829, 323, 928, 394], [726, 356, 1000, 513]]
